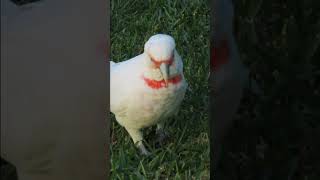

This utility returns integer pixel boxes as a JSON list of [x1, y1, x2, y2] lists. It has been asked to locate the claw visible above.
[[136, 142, 151, 156]]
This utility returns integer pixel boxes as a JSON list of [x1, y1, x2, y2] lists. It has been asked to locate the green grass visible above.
[[110, 0, 210, 179]]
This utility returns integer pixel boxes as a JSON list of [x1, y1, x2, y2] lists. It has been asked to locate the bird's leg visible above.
[[125, 128, 151, 156], [155, 122, 169, 147]]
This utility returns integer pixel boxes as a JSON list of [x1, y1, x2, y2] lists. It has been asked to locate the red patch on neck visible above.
[[142, 75, 182, 89], [211, 39, 229, 71]]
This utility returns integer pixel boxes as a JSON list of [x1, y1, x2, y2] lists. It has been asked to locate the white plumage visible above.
[[110, 34, 187, 155]]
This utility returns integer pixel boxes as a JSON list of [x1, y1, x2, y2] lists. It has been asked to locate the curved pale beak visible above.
[[160, 63, 169, 87]]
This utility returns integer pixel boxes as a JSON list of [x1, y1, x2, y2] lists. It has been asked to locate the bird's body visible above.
[[110, 34, 187, 154], [111, 54, 187, 129]]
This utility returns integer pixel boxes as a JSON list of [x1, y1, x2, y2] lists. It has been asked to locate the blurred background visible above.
[[2, 0, 319, 179], [217, 0, 320, 179]]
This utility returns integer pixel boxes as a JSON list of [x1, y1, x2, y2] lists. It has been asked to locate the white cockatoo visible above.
[[211, 0, 249, 173], [110, 34, 187, 155]]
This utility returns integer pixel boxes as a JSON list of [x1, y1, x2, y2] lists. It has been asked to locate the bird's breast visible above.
[[134, 77, 187, 127]]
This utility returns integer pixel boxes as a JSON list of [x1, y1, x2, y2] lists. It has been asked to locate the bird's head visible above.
[[144, 34, 181, 86]]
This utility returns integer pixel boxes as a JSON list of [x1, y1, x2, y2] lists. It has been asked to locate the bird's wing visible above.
[[110, 55, 144, 116]]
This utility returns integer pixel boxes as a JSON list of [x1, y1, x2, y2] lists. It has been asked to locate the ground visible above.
[[110, 0, 210, 179]]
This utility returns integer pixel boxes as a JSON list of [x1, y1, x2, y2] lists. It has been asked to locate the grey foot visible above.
[[136, 142, 151, 156], [155, 129, 169, 148]]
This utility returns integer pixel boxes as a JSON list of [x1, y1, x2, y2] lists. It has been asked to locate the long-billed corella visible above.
[[110, 34, 188, 155]]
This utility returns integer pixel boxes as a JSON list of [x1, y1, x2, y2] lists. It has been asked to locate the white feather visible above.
[[110, 34, 187, 132]]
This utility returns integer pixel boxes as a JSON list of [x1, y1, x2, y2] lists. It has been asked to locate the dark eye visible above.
[[10, 0, 42, 6]]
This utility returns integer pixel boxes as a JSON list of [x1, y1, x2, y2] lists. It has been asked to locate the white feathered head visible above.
[[144, 34, 182, 85]]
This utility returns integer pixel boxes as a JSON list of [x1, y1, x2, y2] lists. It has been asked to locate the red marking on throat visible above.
[[211, 39, 229, 71], [142, 75, 182, 89]]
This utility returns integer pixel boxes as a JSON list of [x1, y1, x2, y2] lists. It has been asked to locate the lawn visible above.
[[110, 0, 210, 179]]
